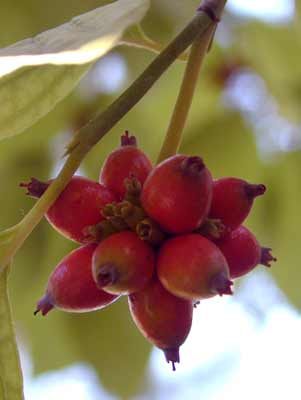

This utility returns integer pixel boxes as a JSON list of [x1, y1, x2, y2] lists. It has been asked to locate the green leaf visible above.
[[0, 0, 150, 139]]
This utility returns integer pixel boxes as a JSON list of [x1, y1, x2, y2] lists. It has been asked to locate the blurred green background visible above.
[[0, 0, 300, 398]]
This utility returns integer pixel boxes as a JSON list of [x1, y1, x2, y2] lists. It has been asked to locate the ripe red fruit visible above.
[[157, 234, 232, 300], [99, 131, 153, 199], [209, 177, 266, 231], [215, 226, 277, 279], [128, 278, 193, 371], [20, 176, 116, 243], [92, 231, 155, 295], [35, 244, 118, 315], [141, 155, 213, 234]]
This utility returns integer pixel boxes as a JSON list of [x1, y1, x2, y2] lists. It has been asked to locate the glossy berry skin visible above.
[[157, 234, 232, 300], [92, 231, 155, 295], [47, 176, 116, 243], [129, 278, 193, 371], [209, 177, 266, 231], [216, 226, 276, 279], [35, 244, 118, 315], [99, 132, 152, 199], [21, 176, 116, 243], [141, 155, 213, 234]]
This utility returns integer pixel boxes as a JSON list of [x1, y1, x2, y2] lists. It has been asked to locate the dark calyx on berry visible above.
[[20, 177, 49, 198], [164, 348, 180, 372], [136, 218, 166, 246], [244, 183, 266, 201], [210, 178, 267, 231], [96, 264, 119, 287], [180, 156, 205, 175], [261, 247, 277, 267], [99, 133, 152, 199], [121, 130, 137, 147], [210, 272, 233, 296], [194, 301, 201, 308], [198, 218, 226, 240], [34, 294, 54, 316]]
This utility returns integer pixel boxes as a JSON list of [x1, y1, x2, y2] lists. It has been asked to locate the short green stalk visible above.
[[157, 0, 227, 163], [157, 25, 215, 163]]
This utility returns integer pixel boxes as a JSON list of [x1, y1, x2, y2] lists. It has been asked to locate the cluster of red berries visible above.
[[21, 131, 276, 371]]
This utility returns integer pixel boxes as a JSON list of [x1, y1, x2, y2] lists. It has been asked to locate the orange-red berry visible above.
[[157, 234, 232, 300], [35, 244, 118, 315], [141, 155, 213, 234], [92, 231, 155, 295], [216, 226, 276, 278], [99, 131, 152, 199], [129, 278, 193, 371], [21, 176, 116, 243], [209, 177, 266, 231]]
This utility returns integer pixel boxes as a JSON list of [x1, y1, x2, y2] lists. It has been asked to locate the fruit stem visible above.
[[157, 1, 226, 163], [65, 8, 217, 155], [0, 1, 226, 272]]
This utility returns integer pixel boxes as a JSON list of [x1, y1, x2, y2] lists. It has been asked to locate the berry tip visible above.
[[96, 264, 119, 288], [211, 273, 233, 296], [261, 247, 277, 267]]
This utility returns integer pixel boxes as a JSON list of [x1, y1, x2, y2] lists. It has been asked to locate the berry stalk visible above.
[[157, 3, 224, 163]]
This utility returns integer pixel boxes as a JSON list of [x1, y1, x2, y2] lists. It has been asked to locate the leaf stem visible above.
[[0, 268, 24, 400], [120, 24, 188, 61], [66, 10, 213, 153]]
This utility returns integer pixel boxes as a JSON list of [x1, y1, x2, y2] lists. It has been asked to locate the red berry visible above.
[[99, 131, 153, 199], [216, 226, 276, 279], [141, 155, 213, 234], [157, 234, 232, 300], [92, 231, 155, 295], [20, 176, 116, 243], [209, 177, 266, 230], [128, 278, 193, 371], [35, 244, 118, 315]]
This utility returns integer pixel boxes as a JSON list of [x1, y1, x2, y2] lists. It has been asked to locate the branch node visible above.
[[197, 3, 221, 23]]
